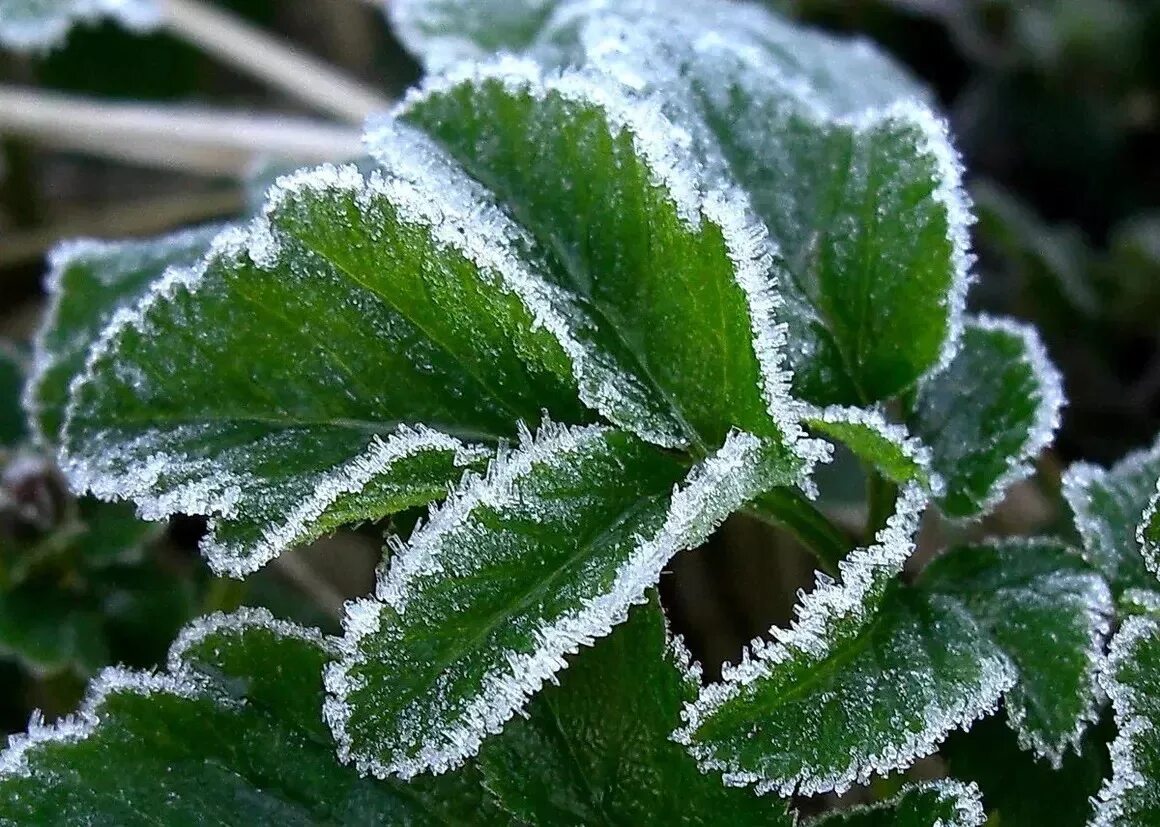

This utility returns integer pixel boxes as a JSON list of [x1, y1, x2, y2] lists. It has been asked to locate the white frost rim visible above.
[[1092, 615, 1160, 827], [674, 478, 1017, 797], [323, 420, 784, 779], [0, 606, 330, 779]]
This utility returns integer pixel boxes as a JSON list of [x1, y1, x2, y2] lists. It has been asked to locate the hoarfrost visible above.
[[0, 0, 159, 51]]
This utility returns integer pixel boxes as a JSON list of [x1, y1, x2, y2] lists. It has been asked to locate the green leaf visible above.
[[911, 316, 1063, 518], [805, 406, 938, 491], [676, 482, 1017, 796], [412, 0, 974, 406], [61, 155, 651, 575], [0, 0, 159, 51], [393, 62, 806, 451], [0, 607, 500, 824], [1063, 435, 1160, 597], [810, 780, 985, 827], [27, 226, 223, 445], [1091, 615, 1160, 826], [918, 538, 1111, 764], [478, 592, 794, 825], [325, 423, 797, 779], [0, 342, 26, 446], [944, 712, 1110, 827]]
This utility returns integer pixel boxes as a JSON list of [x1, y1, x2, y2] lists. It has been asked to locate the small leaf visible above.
[[676, 482, 1017, 796], [389, 0, 556, 70], [1091, 615, 1160, 826], [0, 343, 26, 446], [918, 538, 1112, 764], [60, 157, 628, 575], [805, 405, 939, 492], [479, 592, 794, 825], [27, 226, 223, 445], [944, 713, 1110, 827], [0, 607, 499, 824], [395, 60, 807, 451], [0, 0, 159, 51], [325, 423, 797, 779], [911, 315, 1064, 518], [1063, 435, 1160, 597], [810, 779, 986, 827]]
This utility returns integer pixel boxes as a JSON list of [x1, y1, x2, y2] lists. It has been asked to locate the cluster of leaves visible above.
[[1, 0, 1160, 824]]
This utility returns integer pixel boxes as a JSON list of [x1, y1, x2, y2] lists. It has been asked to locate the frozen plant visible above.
[[1, 0, 1157, 824]]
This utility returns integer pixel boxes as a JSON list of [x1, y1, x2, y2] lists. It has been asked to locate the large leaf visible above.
[[396, 0, 974, 406], [0, 0, 159, 50], [26, 226, 223, 445], [676, 480, 1016, 796], [810, 780, 985, 827], [325, 423, 797, 779], [918, 538, 1111, 764], [1063, 435, 1160, 598], [479, 592, 794, 825], [910, 316, 1063, 518], [1092, 615, 1160, 826], [0, 607, 499, 824], [60, 157, 639, 576], [393, 61, 807, 451]]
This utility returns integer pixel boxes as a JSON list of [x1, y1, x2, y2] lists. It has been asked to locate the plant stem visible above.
[[160, 0, 392, 123], [0, 86, 363, 175], [745, 489, 850, 578], [865, 471, 898, 544]]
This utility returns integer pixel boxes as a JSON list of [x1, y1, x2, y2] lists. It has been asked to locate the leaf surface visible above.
[[325, 424, 797, 779], [0, 607, 499, 825], [919, 538, 1111, 764], [28, 227, 223, 445], [911, 316, 1063, 518], [479, 592, 794, 825], [1064, 436, 1160, 597]]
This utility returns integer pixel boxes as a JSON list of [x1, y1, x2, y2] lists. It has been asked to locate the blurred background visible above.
[[0, 0, 1157, 811]]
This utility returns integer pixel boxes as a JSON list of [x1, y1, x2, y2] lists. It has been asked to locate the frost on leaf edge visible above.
[[920, 314, 1065, 520], [674, 477, 1017, 797], [0, 606, 332, 779], [323, 420, 783, 780], [391, 56, 826, 474], [24, 224, 227, 448], [1092, 615, 1160, 827], [811, 778, 986, 827]]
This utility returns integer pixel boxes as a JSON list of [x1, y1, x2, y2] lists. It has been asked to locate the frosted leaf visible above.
[[59, 160, 622, 576], [1122, 587, 1160, 618], [0, 0, 159, 51], [478, 592, 795, 825], [0, 606, 498, 823], [389, 0, 556, 71], [324, 422, 799, 779], [919, 538, 1112, 766], [675, 481, 1017, 797], [394, 59, 814, 456], [811, 779, 986, 827], [26, 225, 223, 446], [911, 315, 1064, 519], [1137, 482, 1160, 584], [805, 405, 942, 495], [1091, 615, 1160, 826], [398, 0, 976, 406], [1063, 434, 1160, 597]]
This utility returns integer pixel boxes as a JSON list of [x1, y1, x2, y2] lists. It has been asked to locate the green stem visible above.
[[865, 471, 898, 545], [745, 489, 851, 577]]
